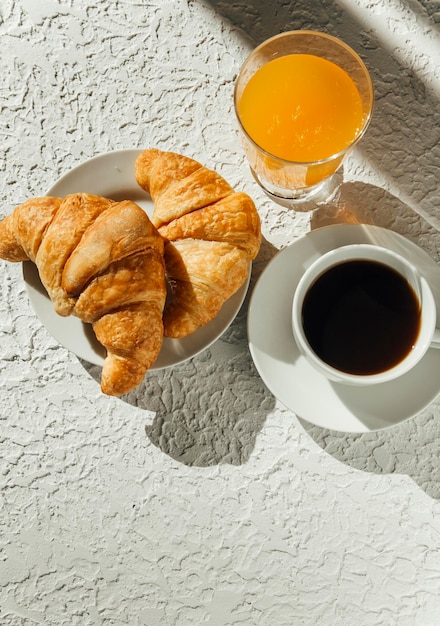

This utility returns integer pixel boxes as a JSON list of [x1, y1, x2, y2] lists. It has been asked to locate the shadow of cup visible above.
[[302, 182, 440, 500]]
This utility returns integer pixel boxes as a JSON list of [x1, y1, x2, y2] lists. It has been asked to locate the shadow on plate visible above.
[[81, 236, 279, 467], [300, 182, 440, 500]]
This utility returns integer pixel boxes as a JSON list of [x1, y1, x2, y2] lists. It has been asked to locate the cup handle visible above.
[[432, 327, 440, 349]]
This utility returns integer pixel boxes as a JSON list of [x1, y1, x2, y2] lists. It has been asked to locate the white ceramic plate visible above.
[[23, 149, 250, 369], [248, 223, 440, 432]]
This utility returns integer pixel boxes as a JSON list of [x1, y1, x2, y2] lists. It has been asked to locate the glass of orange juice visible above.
[[234, 31, 374, 207]]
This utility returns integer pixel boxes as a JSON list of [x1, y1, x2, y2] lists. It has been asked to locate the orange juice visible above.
[[237, 54, 364, 163]]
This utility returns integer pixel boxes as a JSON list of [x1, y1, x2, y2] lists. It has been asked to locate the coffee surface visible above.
[[302, 259, 421, 375]]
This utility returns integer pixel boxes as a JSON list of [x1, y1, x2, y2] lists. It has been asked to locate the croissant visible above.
[[0, 193, 166, 396], [135, 149, 261, 338]]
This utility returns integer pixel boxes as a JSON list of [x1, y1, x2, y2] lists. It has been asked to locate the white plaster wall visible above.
[[0, 1, 439, 624]]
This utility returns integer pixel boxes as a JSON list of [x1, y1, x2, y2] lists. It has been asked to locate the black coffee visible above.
[[302, 259, 421, 375]]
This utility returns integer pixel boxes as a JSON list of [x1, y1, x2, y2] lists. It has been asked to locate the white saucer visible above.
[[248, 223, 440, 432], [23, 149, 250, 369]]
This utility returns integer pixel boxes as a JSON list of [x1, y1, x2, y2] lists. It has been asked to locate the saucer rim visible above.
[[247, 223, 440, 432]]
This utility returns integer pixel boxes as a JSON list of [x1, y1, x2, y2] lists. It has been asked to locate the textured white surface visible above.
[[1, 0, 440, 624]]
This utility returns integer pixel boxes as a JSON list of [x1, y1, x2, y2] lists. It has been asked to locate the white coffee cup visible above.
[[292, 244, 440, 385]]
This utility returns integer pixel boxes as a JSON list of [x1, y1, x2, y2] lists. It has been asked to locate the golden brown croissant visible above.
[[135, 149, 261, 338], [0, 193, 166, 396]]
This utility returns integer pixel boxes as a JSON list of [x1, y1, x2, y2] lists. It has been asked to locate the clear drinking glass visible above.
[[234, 31, 374, 207]]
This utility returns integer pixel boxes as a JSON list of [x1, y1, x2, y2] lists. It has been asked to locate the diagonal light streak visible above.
[[336, 0, 440, 99]]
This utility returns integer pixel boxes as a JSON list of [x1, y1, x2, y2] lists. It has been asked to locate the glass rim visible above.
[[233, 29, 375, 168]]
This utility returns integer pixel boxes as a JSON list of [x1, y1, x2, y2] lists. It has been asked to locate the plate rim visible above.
[[24, 149, 251, 370]]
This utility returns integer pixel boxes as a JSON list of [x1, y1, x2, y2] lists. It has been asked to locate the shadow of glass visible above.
[[311, 181, 440, 263], [300, 182, 440, 500], [202, 0, 339, 45], [80, 237, 278, 467]]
